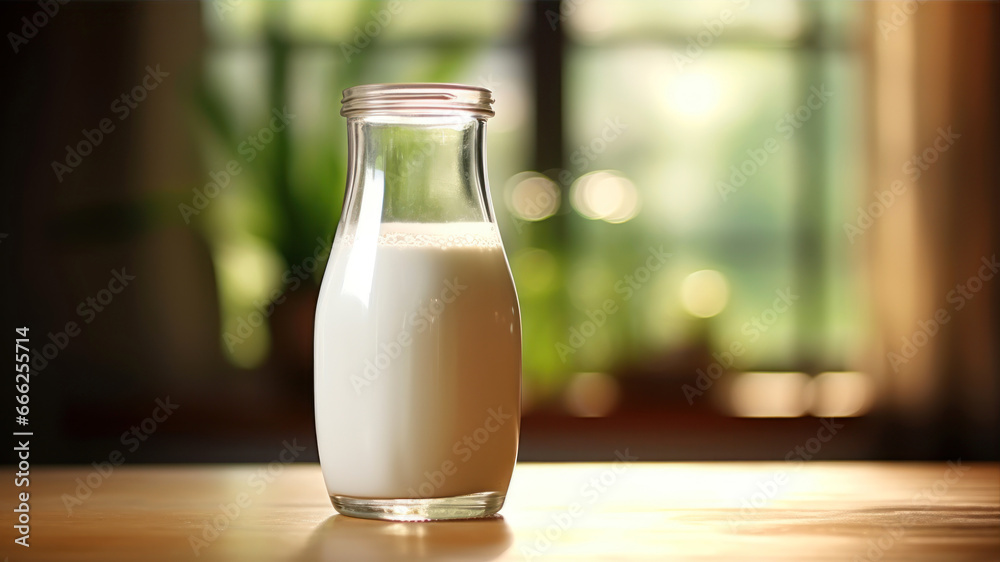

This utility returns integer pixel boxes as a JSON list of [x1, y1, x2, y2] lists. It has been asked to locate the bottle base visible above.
[[330, 491, 505, 522]]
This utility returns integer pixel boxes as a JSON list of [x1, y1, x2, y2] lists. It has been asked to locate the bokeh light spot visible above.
[[728, 371, 810, 418], [506, 172, 561, 221], [680, 269, 730, 318], [570, 170, 641, 223], [808, 371, 875, 417]]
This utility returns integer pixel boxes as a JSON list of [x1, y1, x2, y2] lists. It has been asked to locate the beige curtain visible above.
[[866, 2, 997, 441]]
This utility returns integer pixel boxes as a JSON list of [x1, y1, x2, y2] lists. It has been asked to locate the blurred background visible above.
[[2, 0, 997, 464]]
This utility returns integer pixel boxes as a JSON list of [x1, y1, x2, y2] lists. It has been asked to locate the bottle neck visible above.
[[340, 114, 493, 237]]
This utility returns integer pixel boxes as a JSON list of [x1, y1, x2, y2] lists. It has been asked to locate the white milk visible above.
[[314, 222, 520, 499]]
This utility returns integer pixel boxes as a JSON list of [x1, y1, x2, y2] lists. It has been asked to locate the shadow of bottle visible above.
[[294, 514, 514, 562]]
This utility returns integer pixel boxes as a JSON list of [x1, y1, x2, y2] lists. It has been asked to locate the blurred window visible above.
[[547, 1, 867, 381], [202, 1, 869, 412]]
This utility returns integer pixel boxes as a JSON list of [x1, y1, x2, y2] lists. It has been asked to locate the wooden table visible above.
[[4, 462, 998, 561]]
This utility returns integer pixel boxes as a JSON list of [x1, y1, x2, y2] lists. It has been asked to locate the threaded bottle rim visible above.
[[341, 83, 495, 118]]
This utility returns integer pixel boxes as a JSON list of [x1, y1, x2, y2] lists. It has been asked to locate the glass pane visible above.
[[565, 46, 801, 370]]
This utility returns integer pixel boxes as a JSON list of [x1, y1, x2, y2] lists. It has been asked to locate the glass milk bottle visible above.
[[314, 84, 521, 521]]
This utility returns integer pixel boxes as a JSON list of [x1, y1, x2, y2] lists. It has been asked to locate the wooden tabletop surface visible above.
[[3, 462, 998, 561]]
